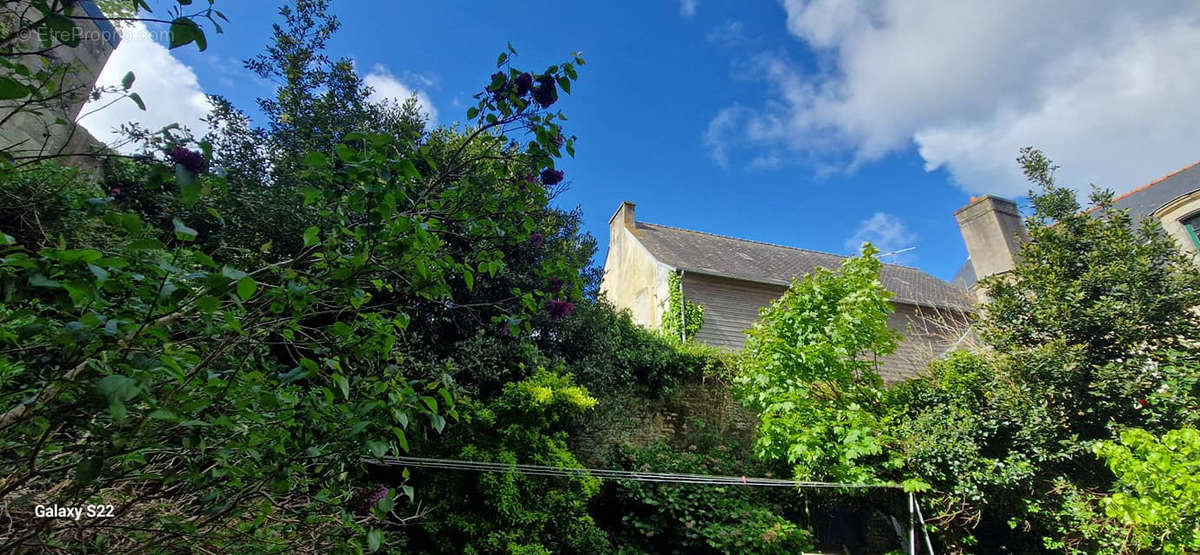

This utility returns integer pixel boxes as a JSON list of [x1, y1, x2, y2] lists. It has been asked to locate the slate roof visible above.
[[1103, 160, 1200, 221], [629, 222, 975, 312]]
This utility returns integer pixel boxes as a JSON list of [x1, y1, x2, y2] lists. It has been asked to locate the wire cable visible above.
[[367, 455, 901, 490]]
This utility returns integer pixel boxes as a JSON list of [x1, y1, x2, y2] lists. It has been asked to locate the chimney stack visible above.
[[610, 201, 635, 232], [954, 195, 1026, 284]]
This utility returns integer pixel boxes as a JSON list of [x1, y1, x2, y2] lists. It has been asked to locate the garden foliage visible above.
[[737, 148, 1200, 552]]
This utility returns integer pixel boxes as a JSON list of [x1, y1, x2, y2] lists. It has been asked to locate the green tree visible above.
[[737, 244, 898, 483], [886, 149, 1200, 551]]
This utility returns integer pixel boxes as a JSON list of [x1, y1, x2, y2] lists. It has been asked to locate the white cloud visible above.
[[845, 212, 917, 263], [680, 0, 698, 18], [707, 20, 748, 46], [79, 23, 212, 152], [363, 64, 437, 123], [709, 1, 1200, 196], [703, 105, 743, 168]]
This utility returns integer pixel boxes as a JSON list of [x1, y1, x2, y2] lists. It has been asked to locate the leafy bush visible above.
[[0, 164, 121, 251], [537, 299, 732, 398], [408, 371, 611, 554], [1095, 427, 1200, 554], [607, 439, 813, 554], [0, 26, 589, 551]]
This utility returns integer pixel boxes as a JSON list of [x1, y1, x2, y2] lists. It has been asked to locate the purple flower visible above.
[[498, 320, 511, 337], [352, 486, 389, 516], [514, 72, 533, 96], [168, 147, 207, 174], [529, 233, 545, 248], [532, 75, 558, 108], [547, 277, 564, 293], [540, 168, 564, 186], [546, 299, 575, 319]]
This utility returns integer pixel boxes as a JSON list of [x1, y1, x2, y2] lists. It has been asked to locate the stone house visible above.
[[0, 0, 119, 171], [954, 159, 1200, 291], [599, 201, 976, 383]]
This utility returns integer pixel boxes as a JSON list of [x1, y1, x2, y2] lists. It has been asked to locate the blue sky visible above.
[[82, 1, 1200, 282]]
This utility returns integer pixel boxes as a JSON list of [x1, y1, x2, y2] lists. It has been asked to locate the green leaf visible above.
[[168, 18, 207, 50], [121, 71, 135, 90], [367, 528, 382, 553], [235, 276, 257, 300], [173, 218, 198, 241], [333, 373, 350, 399], [366, 440, 386, 458], [196, 295, 220, 314], [44, 14, 80, 47], [393, 428, 409, 452], [430, 413, 446, 434], [496, 52, 508, 67], [127, 92, 146, 111], [221, 266, 248, 280], [466, 106, 479, 119], [302, 226, 320, 247], [0, 76, 29, 100], [0, 231, 15, 245], [302, 151, 327, 167], [29, 274, 60, 288]]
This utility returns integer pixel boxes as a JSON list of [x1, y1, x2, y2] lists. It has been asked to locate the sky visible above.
[[80, 0, 1200, 282]]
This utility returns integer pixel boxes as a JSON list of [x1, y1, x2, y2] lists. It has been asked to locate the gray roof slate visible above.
[[1105, 161, 1200, 221], [629, 222, 975, 312]]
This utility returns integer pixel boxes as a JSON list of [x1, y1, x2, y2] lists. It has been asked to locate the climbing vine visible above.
[[661, 270, 704, 341]]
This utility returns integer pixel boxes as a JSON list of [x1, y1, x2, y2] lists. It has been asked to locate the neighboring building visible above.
[[599, 201, 975, 383], [0, 0, 119, 170], [954, 159, 1200, 292]]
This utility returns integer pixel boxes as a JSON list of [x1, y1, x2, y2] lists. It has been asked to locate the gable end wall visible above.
[[681, 272, 969, 383]]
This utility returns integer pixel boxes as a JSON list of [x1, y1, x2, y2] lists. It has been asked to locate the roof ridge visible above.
[[1110, 158, 1200, 204], [1079, 157, 1200, 216], [637, 220, 928, 273]]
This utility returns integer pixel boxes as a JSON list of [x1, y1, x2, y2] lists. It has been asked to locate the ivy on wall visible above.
[[661, 270, 704, 341]]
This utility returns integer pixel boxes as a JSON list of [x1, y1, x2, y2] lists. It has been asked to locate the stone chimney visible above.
[[610, 201, 635, 233], [954, 195, 1026, 284]]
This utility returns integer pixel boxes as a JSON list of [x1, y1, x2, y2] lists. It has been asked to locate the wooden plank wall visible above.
[[681, 272, 970, 383]]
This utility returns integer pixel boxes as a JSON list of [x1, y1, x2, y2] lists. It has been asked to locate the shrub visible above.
[[408, 371, 611, 554], [607, 439, 813, 554], [1095, 427, 1200, 554]]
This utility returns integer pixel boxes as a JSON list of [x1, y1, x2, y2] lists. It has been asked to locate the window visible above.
[[1184, 213, 1200, 250]]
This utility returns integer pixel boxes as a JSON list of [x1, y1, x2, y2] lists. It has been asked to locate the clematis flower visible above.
[[169, 146, 207, 174], [352, 486, 389, 516], [514, 72, 533, 96], [546, 299, 574, 319], [540, 168, 564, 185], [532, 75, 557, 108], [529, 233, 546, 247]]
